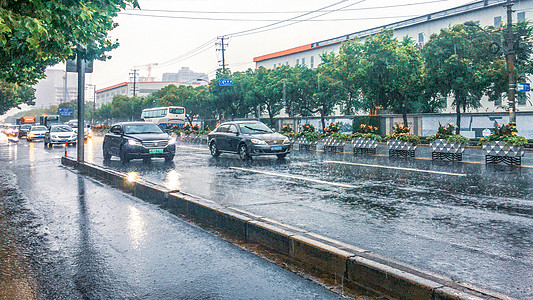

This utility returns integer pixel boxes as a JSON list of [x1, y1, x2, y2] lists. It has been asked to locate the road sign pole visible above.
[[77, 52, 85, 163]]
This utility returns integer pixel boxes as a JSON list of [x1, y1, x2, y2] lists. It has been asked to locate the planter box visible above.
[[323, 137, 345, 152], [296, 137, 318, 151], [387, 139, 416, 157], [430, 139, 465, 161], [353, 137, 378, 155], [482, 141, 525, 165]]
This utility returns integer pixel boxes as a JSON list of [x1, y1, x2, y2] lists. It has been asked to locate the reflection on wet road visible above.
[[86, 137, 532, 299], [3, 134, 533, 298]]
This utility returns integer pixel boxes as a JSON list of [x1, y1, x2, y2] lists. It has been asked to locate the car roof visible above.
[[221, 121, 264, 125], [114, 121, 152, 126]]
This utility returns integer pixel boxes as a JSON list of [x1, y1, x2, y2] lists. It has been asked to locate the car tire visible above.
[[103, 148, 111, 160], [238, 144, 250, 160], [276, 153, 287, 159], [164, 154, 174, 162], [209, 141, 220, 157], [119, 147, 130, 164], [27, 138, 31, 142]]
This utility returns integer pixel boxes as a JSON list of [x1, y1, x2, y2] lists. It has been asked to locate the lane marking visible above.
[[324, 160, 467, 177], [230, 167, 360, 189]]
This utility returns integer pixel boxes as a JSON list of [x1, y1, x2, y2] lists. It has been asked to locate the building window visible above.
[[495, 96, 501, 106], [311, 56, 314, 68], [302, 58, 306, 66], [296, 59, 299, 65], [518, 12, 526, 20], [494, 16, 502, 27]]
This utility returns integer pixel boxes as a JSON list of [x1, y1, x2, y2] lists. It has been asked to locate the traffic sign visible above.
[[219, 78, 234, 86], [59, 108, 73, 116], [517, 83, 530, 92], [66, 58, 93, 73]]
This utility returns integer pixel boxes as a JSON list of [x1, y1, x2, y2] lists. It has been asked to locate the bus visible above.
[[39, 115, 59, 128], [141, 106, 186, 128]]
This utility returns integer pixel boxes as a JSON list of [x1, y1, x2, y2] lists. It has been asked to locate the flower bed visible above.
[[479, 124, 526, 165], [427, 123, 467, 161], [385, 123, 419, 157]]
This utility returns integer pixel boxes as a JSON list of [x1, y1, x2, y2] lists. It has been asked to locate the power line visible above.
[[157, 38, 216, 68], [123, 0, 450, 15]]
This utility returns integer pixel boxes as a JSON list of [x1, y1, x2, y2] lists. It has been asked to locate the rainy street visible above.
[[1, 134, 532, 299]]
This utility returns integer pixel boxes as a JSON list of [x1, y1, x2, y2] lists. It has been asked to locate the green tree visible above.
[[0, 82, 35, 115], [423, 24, 495, 133]]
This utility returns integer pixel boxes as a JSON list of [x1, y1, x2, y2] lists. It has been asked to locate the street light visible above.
[[464, 0, 517, 127]]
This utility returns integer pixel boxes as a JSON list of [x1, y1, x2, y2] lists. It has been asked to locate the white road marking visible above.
[[229, 167, 360, 189], [324, 160, 467, 177]]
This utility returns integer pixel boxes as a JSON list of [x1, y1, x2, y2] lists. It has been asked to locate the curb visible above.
[[60, 157, 516, 300]]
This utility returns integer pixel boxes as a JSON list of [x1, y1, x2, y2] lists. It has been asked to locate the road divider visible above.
[[324, 161, 468, 177], [60, 156, 514, 300]]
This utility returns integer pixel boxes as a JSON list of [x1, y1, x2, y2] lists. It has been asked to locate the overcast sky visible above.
[[85, 0, 476, 88]]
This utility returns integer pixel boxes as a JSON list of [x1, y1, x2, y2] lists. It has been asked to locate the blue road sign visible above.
[[219, 78, 234, 86], [59, 108, 73, 116], [517, 83, 530, 92]]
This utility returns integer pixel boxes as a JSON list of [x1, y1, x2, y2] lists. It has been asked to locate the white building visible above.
[[34, 69, 78, 108], [253, 0, 533, 114], [95, 81, 205, 106]]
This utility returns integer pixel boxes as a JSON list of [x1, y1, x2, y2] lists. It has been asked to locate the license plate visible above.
[[61, 139, 68, 141], [271, 146, 282, 151], [149, 149, 164, 154]]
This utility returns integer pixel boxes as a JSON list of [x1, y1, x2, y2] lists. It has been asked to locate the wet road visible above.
[[80, 135, 532, 299], [0, 135, 345, 299]]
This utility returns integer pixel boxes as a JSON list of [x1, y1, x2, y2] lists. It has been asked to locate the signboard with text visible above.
[[219, 78, 234, 86], [517, 83, 530, 92], [59, 108, 73, 116]]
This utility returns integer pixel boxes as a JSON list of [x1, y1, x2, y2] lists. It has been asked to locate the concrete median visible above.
[[60, 156, 515, 300]]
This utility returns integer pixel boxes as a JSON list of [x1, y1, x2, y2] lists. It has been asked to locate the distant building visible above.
[[162, 67, 208, 84], [33, 69, 78, 108], [253, 0, 533, 114], [95, 81, 204, 105]]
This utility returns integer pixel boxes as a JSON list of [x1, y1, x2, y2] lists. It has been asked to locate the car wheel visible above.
[[238, 144, 250, 160], [209, 141, 220, 157], [119, 147, 130, 164], [103, 148, 111, 160], [27, 138, 31, 142], [164, 154, 174, 162], [276, 153, 287, 159]]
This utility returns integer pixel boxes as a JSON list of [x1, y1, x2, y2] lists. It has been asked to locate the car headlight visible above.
[[282, 137, 291, 144], [128, 139, 142, 146], [251, 139, 267, 145], [168, 137, 176, 145], [28, 133, 34, 137]]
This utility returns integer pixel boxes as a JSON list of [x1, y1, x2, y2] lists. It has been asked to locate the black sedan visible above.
[[103, 122, 176, 163], [207, 121, 291, 160]]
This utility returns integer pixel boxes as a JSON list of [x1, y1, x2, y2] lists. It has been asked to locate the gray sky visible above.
[[88, 0, 476, 88]]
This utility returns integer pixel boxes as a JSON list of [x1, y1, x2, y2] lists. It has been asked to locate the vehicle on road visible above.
[[44, 125, 77, 147], [3, 124, 19, 137], [18, 124, 32, 137], [103, 122, 176, 163], [207, 121, 291, 160], [27, 125, 48, 142], [141, 106, 186, 128], [39, 115, 59, 128]]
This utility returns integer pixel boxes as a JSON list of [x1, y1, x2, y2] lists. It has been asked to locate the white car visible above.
[[27, 125, 47, 142], [44, 125, 77, 147]]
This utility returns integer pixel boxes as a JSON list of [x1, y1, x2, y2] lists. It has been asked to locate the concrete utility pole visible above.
[[217, 36, 227, 72], [77, 52, 86, 163], [506, 0, 517, 127], [130, 69, 138, 97]]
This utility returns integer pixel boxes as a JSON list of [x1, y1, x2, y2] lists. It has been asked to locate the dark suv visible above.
[[207, 121, 291, 160], [103, 122, 176, 163]]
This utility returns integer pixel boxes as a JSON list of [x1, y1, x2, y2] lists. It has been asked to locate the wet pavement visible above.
[[0, 135, 345, 299], [77, 135, 532, 299]]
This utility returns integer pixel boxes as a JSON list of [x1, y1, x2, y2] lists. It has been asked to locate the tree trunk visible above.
[[267, 104, 274, 129], [320, 109, 326, 134], [455, 101, 461, 135], [402, 112, 408, 128]]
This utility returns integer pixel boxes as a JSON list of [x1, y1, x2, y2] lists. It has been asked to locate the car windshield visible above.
[[238, 122, 273, 134], [31, 126, 47, 131], [21, 125, 31, 129], [124, 123, 163, 134], [51, 126, 73, 132]]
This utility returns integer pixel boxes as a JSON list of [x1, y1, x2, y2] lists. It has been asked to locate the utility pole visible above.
[[130, 69, 138, 97], [76, 52, 86, 163], [216, 36, 227, 72], [506, 0, 517, 127]]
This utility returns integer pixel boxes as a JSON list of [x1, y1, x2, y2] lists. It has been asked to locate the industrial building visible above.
[[253, 0, 533, 114]]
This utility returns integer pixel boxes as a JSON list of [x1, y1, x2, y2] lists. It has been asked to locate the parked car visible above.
[[26, 125, 48, 142], [207, 121, 291, 160], [102, 122, 176, 163], [18, 124, 32, 138], [44, 125, 77, 147]]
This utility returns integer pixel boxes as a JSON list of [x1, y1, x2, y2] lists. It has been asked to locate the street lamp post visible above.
[[465, 0, 516, 127]]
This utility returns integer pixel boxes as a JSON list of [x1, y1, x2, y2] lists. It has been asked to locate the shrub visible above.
[[479, 123, 527, 146], [426, 123, 468, 144]]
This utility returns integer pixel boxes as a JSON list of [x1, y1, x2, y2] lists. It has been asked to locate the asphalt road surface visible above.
[[0, 135, 346, 299], [3, 134, 533, 299]]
